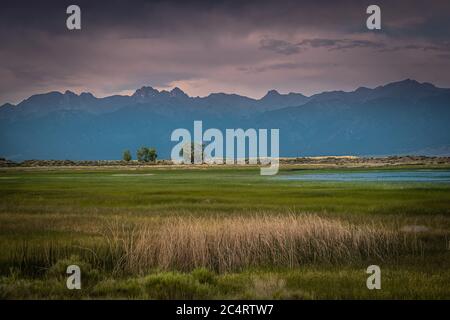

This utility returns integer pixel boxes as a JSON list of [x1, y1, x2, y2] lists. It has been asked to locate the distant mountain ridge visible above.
[[1, 79, 450, 160], [1, 84, 309, 117]]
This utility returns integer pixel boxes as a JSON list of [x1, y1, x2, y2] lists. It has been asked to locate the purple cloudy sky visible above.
[[1, 0, 450, 104]]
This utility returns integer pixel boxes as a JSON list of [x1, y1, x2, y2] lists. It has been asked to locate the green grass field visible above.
[[0, 165, 449, 299]]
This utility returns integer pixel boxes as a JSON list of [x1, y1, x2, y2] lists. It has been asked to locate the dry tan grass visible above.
[[102, 215, 419, 274]]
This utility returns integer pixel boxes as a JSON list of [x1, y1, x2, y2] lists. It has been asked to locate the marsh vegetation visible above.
[[0, 165, 449, 299]]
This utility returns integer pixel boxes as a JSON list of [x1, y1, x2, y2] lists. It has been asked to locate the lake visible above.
[[278, 170, 450, 182]]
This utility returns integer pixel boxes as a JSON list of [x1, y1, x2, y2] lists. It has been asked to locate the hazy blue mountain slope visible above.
[[0, 79, 449, 160]]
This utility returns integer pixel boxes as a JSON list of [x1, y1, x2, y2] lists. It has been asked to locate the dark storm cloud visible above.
[[281, 38, 385, 51], [1, 0, 450, 103], [299, 39, 340, 48], [240, 62, 339, 73], [0, 0, 368, 36], [2, 0, 450, 41], [259, 39, 302, 55], [4, 0, 443, 38], [379, 41, 450, 54], [260, 37, 385, 55], [437, 54, 450, 60], [302, 39, 385, 51]]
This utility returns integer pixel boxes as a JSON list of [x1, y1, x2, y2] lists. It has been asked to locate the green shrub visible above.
[[47, 255, 101, 284], [191, 267, 216, 285], [92, 278, 144, 298], [143, 272, 211, 299]]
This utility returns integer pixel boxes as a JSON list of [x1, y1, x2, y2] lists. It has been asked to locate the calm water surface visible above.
[[278, 170, 450, 182]]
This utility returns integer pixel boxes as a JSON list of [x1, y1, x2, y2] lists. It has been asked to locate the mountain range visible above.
[[1, 79, 450, 160]]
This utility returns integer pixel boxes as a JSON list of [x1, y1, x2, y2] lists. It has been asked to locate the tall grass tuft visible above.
[[102, 214, 420, 273]]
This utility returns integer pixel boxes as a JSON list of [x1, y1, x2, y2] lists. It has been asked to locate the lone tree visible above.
[[148, 147, 157, 162], [180, 142, 205, 164], [122, 150, 132, 162], [137, 146, 158, 163]]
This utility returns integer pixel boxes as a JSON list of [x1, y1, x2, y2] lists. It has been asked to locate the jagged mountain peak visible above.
[[64, 90, 77, 96], [263, 89, 281, 98], [378, 79, 436, 90], [0, 102, 15, 108], [169, 87, 188, 98], [80, 92, 95, 99], [132, 86, 160, 98], [261, 89, 307, 101]]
